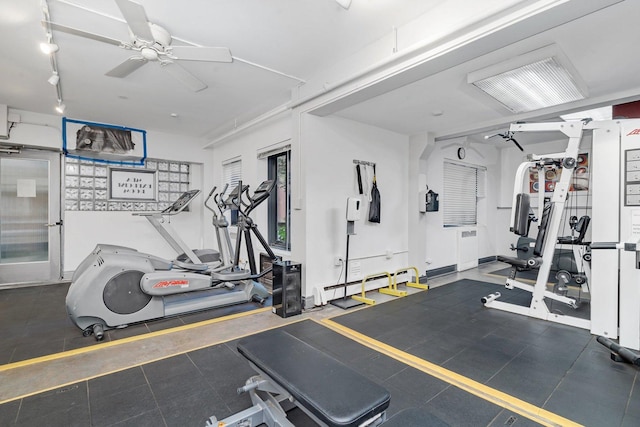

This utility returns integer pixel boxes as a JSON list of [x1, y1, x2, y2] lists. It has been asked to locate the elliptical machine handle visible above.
[[204, 186, 217, 214], [207, 186, 217, 198]]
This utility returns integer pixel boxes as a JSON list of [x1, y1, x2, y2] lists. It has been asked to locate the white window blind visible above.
[[443, 161, 480, 226], [223, 158, 242, 190], [222, 158, 242, 225], [257, 142, 291, 160]]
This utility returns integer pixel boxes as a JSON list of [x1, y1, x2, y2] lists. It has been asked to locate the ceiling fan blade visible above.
[[45, 21, 122, 46], [106, 57, 148, 77], [161, 62, 207, 92], [170, 46, 232, 63], [114, 0, 154, 41]]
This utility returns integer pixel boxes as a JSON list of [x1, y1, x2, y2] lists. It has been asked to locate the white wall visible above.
[[301, 115, 410, 301], [207, 113, 293, 265], [417, 140, 501, 270], [3, 108, 212, 274], [208, 112, 411, 303]]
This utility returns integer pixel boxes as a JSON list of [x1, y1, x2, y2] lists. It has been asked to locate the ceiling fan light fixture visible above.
[[40, 42, 59, 54], [48, 73, 59, 85], [140, 47, 158, 61]]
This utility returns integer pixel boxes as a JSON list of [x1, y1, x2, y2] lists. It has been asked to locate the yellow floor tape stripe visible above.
[[0, 307, 271, 373], [320, 318, 582, 427], [0, 310, 305, 405]]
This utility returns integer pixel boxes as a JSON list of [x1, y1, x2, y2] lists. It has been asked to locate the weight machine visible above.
[[483, 121, 594, 330], [484, 119, 640, 350]]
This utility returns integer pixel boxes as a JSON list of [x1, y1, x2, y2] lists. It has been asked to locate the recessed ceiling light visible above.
[[468, 45, 587, 114], [431, 110, 444, 117], [170, 113, 178, 118]]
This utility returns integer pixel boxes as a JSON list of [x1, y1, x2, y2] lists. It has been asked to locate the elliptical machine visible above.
[[66, 180, 276, 340]]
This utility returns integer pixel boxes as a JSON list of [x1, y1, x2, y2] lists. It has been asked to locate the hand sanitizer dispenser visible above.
[[346, 197, 361, 221]]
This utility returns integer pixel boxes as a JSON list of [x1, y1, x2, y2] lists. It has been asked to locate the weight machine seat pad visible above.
[[382, 408, 450, 426], [237, 329, 391, 427], [497, 255, 530, 269]]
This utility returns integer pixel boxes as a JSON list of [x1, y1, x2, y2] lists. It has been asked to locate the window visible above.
[[267, 151, 291, 250], [443, 160, 485, 227], [222, 157, 241, 225]]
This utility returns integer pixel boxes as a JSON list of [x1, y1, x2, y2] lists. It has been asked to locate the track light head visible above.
[[48, 73, 59, 85], [55, 102, 66, 114], [40, 42, 59, 54]]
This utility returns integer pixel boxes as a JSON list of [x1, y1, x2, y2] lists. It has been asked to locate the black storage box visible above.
[[272, 260, 302, 318]]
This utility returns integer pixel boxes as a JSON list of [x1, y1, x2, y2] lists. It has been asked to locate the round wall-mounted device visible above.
[[457, 147, 466, 160]]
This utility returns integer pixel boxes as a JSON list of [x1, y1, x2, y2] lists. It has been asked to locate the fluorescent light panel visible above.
[[469, 56, 586, 114]]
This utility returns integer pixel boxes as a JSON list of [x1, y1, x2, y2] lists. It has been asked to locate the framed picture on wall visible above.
[[62, 117, 147, 165], [109, 169, 156, 200]]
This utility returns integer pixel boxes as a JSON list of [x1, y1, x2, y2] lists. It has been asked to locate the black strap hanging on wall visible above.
[[356, 164, 363, 194], [368, 165, 381, 223]]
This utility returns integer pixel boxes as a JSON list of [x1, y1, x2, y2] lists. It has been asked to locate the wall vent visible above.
[[457, 229, 478, 271]]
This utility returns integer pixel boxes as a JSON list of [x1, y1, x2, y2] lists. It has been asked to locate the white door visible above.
[[0, 149, 62, 285]]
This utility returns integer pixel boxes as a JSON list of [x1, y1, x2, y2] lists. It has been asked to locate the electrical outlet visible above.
[[334, 256, 343, 266]]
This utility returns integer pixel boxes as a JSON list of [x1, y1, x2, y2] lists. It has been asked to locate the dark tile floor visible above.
[[1, 278, 638, 426], [0, 319, 529, 427], [333, 279, 640, 427], [0, 282, 268, 365]]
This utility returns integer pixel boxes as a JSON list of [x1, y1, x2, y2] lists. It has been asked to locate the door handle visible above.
[[45, 221, 63, 227]]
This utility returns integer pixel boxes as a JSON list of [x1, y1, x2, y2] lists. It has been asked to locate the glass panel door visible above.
[[0, 150, 61, 285]]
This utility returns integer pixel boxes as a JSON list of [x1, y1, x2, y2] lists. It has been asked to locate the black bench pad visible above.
[[237, 329, 391, 427], [382, 408, 450, 426], [497, 255, 530, 269]]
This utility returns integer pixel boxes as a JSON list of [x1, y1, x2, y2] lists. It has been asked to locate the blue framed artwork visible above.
[[62, 117, 147, 165]]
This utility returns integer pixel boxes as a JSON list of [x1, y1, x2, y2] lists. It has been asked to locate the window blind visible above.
[[223, 158, 242, 189], [443, 161, 478, 226], [257, 142, 291, 160]]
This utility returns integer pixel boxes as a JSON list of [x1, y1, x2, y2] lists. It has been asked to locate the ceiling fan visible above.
[[44, 0, 232, 92]]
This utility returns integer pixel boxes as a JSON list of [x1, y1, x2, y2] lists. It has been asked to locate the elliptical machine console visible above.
[[66, 180, 277, 340]]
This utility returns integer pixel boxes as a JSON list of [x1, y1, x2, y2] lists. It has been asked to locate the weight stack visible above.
[[272, 260, 302, 318]]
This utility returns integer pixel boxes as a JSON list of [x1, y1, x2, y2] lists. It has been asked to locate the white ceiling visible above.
[[1, 0, 640, 144], [335, 0, 640, 143]]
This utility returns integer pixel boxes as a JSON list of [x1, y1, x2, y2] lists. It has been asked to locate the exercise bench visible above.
[[205, 328, 391, 427]]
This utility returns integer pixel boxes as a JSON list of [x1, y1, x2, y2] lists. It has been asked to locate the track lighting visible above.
[[48, 73, 59, 85], [40, 42, 59, 54], [55, 101, 66, 114]]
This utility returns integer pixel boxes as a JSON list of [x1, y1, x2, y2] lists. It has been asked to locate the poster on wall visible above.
[[110, 169, 156, 200], [62, 117, 147, 165], [529, 152, 589, 193]]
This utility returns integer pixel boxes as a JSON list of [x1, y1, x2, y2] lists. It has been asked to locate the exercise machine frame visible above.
[[483, 121, 593, 330], [66, 181, 275, 340]]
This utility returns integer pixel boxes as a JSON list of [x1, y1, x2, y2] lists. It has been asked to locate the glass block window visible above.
[[64, 157, 190, 212]]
